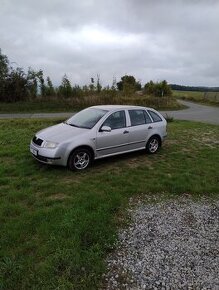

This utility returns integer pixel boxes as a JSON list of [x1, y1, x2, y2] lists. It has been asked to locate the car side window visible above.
[[128, 110, 152, 126], [102, 110, 126, 130], [129, 110, 147, 126], [148, 110, 162, 122]]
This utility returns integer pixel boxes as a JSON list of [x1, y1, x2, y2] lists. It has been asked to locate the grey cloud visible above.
[[0, 0, 219, 86]]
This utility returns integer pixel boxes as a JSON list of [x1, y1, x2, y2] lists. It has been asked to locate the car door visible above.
[[96, 110, 130, 157], [127, 109, 153, 150], [147, 109, 166, 138]]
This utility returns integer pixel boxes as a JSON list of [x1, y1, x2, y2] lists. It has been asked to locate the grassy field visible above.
[[173, 90, 219, 106], [0, 95, 182, 114], [0, 100, 75, 113], [0, 119, 218, 289]]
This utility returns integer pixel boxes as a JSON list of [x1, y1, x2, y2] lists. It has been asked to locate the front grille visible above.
[[32, 136, 43, 146]]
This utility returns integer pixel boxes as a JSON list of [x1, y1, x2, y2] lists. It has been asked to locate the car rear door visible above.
[[147, 109, 167, 139], [126, 109, 153, 150]]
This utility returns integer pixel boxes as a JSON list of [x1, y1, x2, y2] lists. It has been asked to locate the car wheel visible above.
[[146, 136, 160, 154], [68, 148, 92, 171]]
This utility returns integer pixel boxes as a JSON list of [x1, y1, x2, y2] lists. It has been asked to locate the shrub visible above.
[[144, 80, 172, 97]]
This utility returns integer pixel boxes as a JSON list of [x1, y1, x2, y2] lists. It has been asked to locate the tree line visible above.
[[170, 84, 219, 92], [0, 49, 172, 102]]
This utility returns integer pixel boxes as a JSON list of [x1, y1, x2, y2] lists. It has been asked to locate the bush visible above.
[[144, 80, 172, 97]]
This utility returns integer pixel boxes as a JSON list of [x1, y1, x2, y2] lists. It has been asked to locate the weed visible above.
[[0, 94, 183, 113], [173, 90, 219, 106]]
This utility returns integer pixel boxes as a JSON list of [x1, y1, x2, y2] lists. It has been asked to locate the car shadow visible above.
[[92, 149, 147, 168], [32, 149, 157, 173]]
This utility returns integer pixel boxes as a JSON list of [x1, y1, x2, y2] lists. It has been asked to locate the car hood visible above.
[[36, 123, 90, 143]]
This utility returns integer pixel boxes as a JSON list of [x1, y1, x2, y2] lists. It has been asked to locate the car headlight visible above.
[[43, 141, 59, 149]]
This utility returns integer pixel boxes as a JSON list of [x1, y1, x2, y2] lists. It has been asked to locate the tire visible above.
[[68, 148, 92, 171], [146, 136, 160, 154]]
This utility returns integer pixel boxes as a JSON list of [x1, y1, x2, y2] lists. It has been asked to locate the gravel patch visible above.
[[103, 197, 219, 290]]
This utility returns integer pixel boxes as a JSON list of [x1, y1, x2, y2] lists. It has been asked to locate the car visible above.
[[30, 105, 167, 170]]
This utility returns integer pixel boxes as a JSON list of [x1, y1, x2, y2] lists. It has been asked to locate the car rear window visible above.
[[128, 110, 152, 126], [148, 110, 162, 122]]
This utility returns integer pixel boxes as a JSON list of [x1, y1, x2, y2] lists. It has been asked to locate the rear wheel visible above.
[[146, 136, 160, 154], [68, 148, 92, 171]]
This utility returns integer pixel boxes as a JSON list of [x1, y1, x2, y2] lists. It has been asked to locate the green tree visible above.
[[160, 80, 172, 97], [37, 70, 46, 97], [144, 80, 155, 95], [72, 85, 83, 98], [89, 77, 95, 91], [96, 74, 102, 93], [0, 49, 31, 102], [116, 75, 141, 92], [0, 49, 9, 101], [5, 67, 28, 102], [58, 75, 72, 98], [45, 76, 55, 97], [111, 76, 117, 91], [82, 85, 89, 93], [27, 68, 38, 99]]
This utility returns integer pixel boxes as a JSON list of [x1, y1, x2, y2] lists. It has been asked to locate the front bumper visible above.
[[30, 142, 63, 166]]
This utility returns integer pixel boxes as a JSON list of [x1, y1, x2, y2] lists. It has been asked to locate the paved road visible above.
[[0, 100, 218, 124], [160, 100, 219, 125]]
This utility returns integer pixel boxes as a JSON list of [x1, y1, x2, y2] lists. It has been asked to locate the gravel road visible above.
[[103, 197, 219, 290]]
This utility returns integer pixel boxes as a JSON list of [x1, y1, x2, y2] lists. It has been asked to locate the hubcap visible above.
[[149, 139, 159, 153], [74, 152, 90, 170]]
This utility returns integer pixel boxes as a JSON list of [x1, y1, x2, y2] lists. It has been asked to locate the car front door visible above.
[[96, 110, 129, 157]]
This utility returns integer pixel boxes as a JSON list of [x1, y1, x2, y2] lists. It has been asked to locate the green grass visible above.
[[173, 90, 219, 106], [0, 119, 218, 289], [0, 94, 182, 114], [0, 100, 76, 113]]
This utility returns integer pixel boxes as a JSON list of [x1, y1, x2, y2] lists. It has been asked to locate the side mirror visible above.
[[100, 126, 111, 132]]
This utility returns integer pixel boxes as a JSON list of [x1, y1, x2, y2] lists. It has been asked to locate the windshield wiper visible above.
[[79, 125, 91, 129], [68, 123, 80, 127], [64, 122, 90, 129], [64, 122, 79, 127]]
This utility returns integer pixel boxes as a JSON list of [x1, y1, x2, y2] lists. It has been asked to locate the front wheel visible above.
[[146, 136, 160, 154], [68, 148, 92, 171]]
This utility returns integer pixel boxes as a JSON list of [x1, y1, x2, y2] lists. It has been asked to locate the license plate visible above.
[[30, 148, 38, 156]]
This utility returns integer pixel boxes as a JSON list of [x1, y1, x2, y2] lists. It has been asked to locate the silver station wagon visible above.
[[30, 105, 167, 170]]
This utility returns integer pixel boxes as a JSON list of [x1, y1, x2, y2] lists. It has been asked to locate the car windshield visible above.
[[66, 108, 108, 129]]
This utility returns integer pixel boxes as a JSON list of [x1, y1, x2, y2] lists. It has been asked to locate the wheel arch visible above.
[[147, 134, 162, 146], [67, 145, 95, 163]]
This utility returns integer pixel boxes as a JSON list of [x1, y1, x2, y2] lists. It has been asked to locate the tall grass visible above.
[[0, 93, 182, 113], [173, 90, 219, 106]]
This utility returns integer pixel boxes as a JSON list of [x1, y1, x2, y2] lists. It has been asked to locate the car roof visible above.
[[91, 105, 154, 111]]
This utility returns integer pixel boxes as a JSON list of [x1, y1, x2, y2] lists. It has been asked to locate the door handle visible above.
[[123, 130, 129, 134], [148, 126, 153, 129]]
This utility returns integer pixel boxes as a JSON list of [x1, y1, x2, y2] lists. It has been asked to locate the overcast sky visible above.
[[0, 0, 219, 87]]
